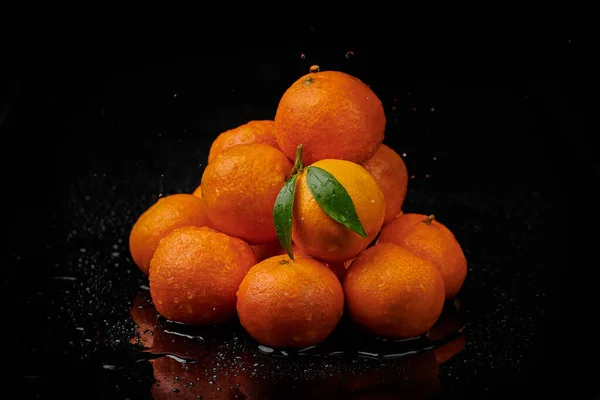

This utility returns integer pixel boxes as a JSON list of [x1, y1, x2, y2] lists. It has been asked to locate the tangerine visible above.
[[236, 254, 344, 348], [201, 143, 292, 245], [378, 213, 467, 299], [274, 70, 386, 165], [343, 243, 445, 339], [208, 120, 278, 164], [292, 159, 385, 263], [149, 226, 257, 325], [362, 144, 409, 225], [129, 194, 210, 275]]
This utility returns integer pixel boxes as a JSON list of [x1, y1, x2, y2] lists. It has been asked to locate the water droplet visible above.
[[309, 65, 320, 73], [433, 156, 437, 161], [173, 93, 178, 98], [430, 106, 435, 112], [172, 388, 180, 393], [258, 345, 274, 353], [412, 107, 417, 111], [401, 152, 407, 157], [301, 53, 306, 59], [345, 51, 354, 59], [425, 174, 430, 178], [391, 105, 397, 111], [410, 175, 416, 179]]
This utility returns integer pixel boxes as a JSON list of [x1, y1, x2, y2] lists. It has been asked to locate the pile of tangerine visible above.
[[129, 68, 467, 349]]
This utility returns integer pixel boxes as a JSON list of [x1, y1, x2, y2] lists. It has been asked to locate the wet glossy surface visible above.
[[4, 27, 594, 398]]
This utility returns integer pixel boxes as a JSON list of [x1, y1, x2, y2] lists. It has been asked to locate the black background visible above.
[[2, 20, 596, 399]]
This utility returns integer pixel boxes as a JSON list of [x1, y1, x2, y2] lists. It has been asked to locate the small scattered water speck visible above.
[[258, 345, 274, 353], [53, 276, 77, 281]]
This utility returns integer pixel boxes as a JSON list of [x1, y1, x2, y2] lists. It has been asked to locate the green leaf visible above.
[[273, 174, 298, 260], [306, 166, 367, 237]]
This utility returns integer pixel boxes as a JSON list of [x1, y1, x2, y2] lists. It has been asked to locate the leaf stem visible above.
[[288, 144, 304, 178]]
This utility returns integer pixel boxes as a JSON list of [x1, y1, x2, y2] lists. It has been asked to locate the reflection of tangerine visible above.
[[207, 120, 278, 164], [129, 290, 206, 359], [129, 194, 211, 275], [433, 334, 466, 365], [149, 226, 257, 325], [342, 351, 441, 399], [292, 159, 385, 263], [274, 70, 386, 165], [201, 143, 292, 245], [150, 356, 256, 400], [236, 255, 344, 348], [129, 290, 161, 349], [362, 144, 409, 226], [344, 243, 445, 339], [378, 213, 467, 299]]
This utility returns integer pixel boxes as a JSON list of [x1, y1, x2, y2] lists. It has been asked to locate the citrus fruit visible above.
[[343, 243, 445, 339], [191, 184, 203, 198], [286, 242, 351, 281], [208, 120, 278, 164], [201, 143, 293, 245], [129, 193, 211, 275], [378, 213, 467, 299], [362, 143, 409, 225], [149, 226, 257, 325], [252, 239, 284, 263], [274, 70, 386, 165], [292, 159, 385, 263], [236, 254, 344, 348]]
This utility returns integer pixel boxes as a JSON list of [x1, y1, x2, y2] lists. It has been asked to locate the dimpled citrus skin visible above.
[[292, 159, 385, 263], [129, 194, 211, 275], [201, 143, 293, 245], [343, 243, 445, 339], [378, 213, 467, 299], [208, 120, 278, 164], [274, 70, 386, 165], [149, 226, 257, 325], [361, 144, 409, 226], [236, 255, 344, 348]]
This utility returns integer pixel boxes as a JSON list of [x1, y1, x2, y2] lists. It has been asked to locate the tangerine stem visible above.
[[423, 214, 435, 225], [288, 144, 304, 178]]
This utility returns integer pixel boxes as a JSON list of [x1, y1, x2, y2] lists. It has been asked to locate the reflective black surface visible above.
[[4, 26, 595, 399]]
